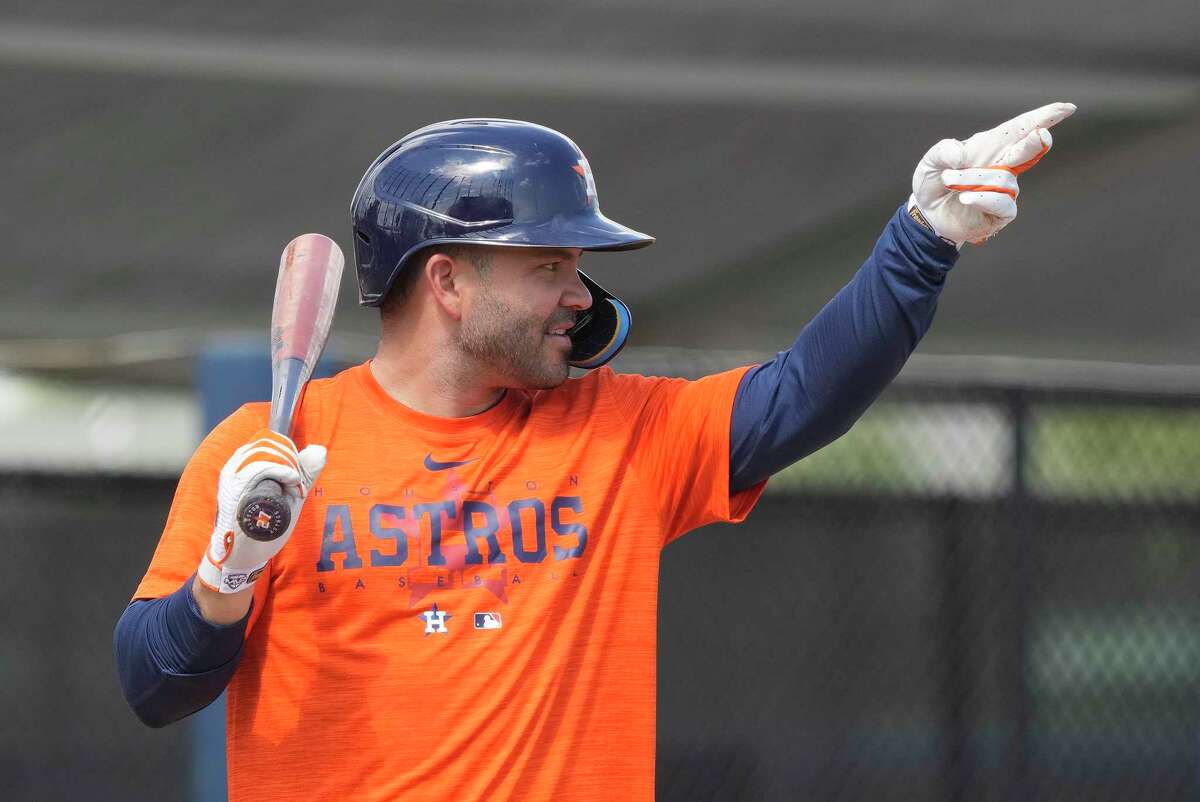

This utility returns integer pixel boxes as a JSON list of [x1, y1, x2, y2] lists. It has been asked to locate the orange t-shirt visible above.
[[135, 362, 766, 801]]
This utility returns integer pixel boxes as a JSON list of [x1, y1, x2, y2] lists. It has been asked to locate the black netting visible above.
[[658, 384, 1200, 802], [1, 473, 189, 802]]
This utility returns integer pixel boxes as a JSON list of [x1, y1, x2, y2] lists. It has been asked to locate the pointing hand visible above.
[[910, 102, 1076, 246]]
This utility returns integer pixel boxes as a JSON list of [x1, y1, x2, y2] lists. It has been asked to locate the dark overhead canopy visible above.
[[1, 1, 1197, 383]]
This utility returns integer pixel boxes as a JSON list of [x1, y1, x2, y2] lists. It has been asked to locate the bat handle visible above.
[[237, 479, 293, 542]]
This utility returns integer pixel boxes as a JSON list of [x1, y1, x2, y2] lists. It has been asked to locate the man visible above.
[[116, 106, 1075, 800]]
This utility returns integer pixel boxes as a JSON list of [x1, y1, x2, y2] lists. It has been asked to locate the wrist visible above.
[[907, 195, 963, 250], [198, 523, 272, 594], [191, 573, 254, 626]]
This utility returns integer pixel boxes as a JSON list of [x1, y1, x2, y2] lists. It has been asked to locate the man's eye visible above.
[[541, 263, 559, 272]]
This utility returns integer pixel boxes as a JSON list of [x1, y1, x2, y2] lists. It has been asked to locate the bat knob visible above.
[[238, 492, 292, 542]]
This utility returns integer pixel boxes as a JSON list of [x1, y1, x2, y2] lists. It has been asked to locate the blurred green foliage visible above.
[[767, 399, 1200, 501], [1029, 406, 1200, 501]]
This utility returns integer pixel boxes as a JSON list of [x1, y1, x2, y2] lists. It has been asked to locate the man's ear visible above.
[[424, 251, 465, 319]]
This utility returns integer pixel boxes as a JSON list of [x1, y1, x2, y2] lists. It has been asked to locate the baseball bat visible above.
[[236, 233, 344, 542]]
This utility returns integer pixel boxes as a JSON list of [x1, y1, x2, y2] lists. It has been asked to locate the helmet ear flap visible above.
[[353, 229, 374, 272], [568, 271, 631, 370]]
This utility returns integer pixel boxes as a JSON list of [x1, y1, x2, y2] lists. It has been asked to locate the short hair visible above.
[[379, 244, 493, 314]]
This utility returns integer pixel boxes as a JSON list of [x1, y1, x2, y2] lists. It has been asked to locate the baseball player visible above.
[[116, 105, 1074, 801]]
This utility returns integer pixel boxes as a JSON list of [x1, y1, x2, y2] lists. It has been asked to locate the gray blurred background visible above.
[[2, 1, 1199, 800], [3, 0, 1199, 374]]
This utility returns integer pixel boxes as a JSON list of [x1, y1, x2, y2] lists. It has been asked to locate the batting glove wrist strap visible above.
[[910, 102, 1075, 247], [197, 429, 326, 594]]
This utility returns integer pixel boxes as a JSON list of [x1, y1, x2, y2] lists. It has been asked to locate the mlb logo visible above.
[[474, 612, 502, 630]]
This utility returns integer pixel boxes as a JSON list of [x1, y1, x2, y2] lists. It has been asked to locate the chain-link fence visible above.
[[4, 355, 1199, 802], [655, 358, 1200, 802]]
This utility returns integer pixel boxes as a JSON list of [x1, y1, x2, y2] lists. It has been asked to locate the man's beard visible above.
[[457, 293, 572, 389]]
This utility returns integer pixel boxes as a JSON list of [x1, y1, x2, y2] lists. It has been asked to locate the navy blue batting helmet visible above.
[[350, 118, 653, 369]]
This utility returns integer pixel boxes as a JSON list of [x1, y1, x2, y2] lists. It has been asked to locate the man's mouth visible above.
[[544, 322, 573, 341]]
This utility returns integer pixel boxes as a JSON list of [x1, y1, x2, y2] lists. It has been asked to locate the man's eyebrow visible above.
[[529, 248, 577, 261]]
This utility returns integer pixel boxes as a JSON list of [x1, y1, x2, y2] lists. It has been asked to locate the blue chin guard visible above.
[[568, 272, 631, 369]]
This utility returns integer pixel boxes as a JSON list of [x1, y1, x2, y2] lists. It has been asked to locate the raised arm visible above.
[[731, 103, 1076, 492], [730, 205, 955, 491]]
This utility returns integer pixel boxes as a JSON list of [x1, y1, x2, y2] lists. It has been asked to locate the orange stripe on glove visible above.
[[234, 429, 302, 473]]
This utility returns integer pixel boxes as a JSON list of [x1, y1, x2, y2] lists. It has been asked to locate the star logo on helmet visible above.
[[573, 158, 598, 207]]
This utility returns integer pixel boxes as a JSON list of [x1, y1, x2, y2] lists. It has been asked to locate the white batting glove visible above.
[[909, 102, 1076, 246], [197, 429, 326, 594]]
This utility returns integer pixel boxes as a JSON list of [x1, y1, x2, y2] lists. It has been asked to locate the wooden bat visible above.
[[237, 233, 344, 542]]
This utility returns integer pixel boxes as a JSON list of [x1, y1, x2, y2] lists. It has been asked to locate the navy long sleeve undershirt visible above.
[[114, 203, 957, 727], [113, 577, 249, 727], [729, 204, 958, 492]]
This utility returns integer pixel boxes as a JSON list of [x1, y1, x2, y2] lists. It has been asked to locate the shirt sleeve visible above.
[[729, 203, 959, 491], [605, 366, 768, 546]]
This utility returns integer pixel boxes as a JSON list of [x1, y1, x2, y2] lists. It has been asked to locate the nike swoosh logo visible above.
[[423, 454, 478, 471]]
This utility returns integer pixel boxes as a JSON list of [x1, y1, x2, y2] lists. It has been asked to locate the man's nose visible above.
[[564, 270, 593, 310]]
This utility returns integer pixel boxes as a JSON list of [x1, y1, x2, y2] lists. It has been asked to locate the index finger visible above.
[[986, 102, 1077, 143]]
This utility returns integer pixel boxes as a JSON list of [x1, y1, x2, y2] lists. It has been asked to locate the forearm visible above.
[[113, 575, 250, 727], [730, 204, 959, 492]]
